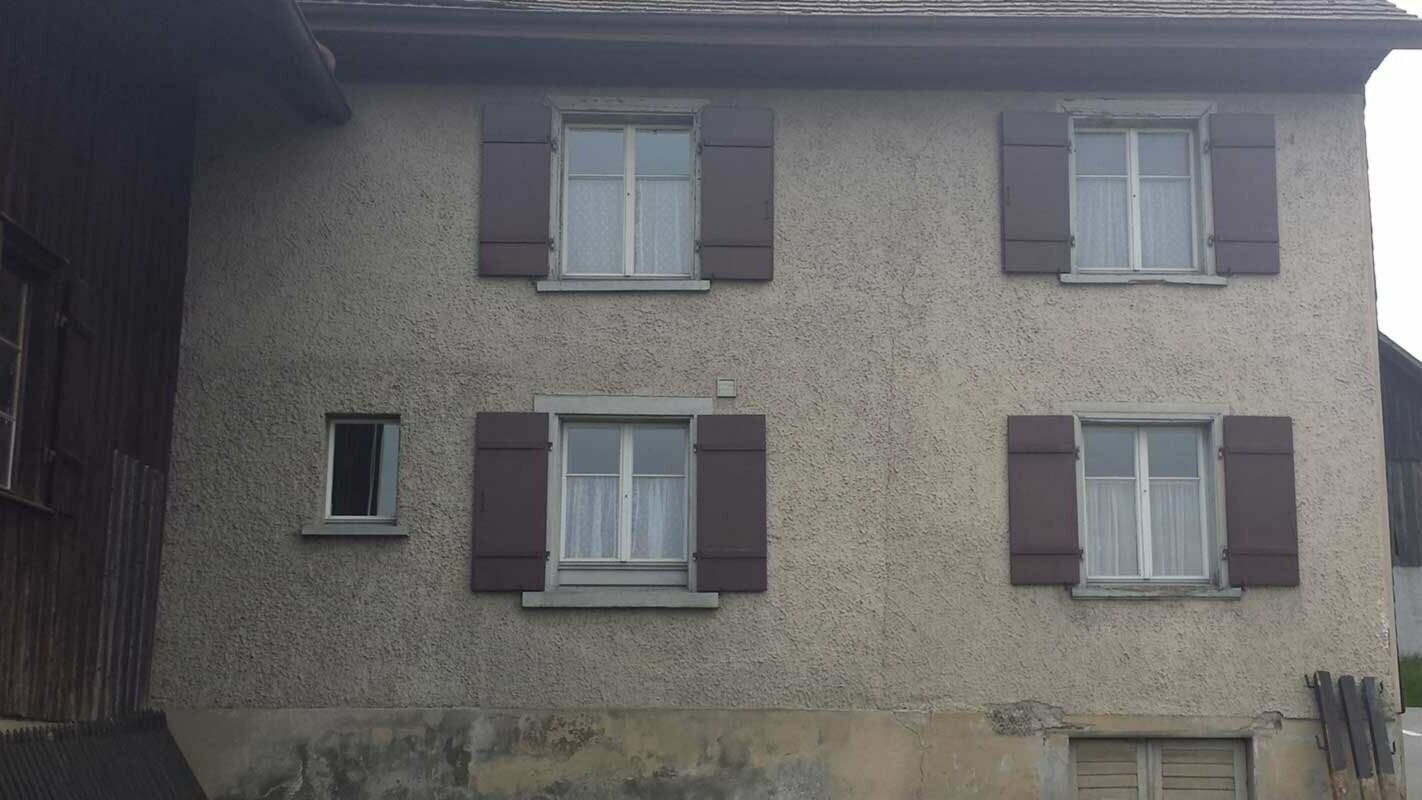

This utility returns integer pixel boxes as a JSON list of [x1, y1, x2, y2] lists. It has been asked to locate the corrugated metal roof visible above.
[[300, 0, 1417, 20]]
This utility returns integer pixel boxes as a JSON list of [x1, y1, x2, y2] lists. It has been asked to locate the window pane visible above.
[[634, 177, 692, 275], [0, 345, 18, 416], [1140, 178, 1194, 269], [632, 476, 686, 559], [1086, 479, 1139, 578], [565, 177, 624, 274], [1138, 132, 1191, 177], [635, 130, 690, 177], [1150, 479, 1205, 577], [566, 425, 620, 474], [1084, 427, 1135, 478], [565, 476, 618, 558], [330, 422, 395, 517], [1076, 177, 1130, 269], [0, 416, 11, 489], [1075, 132, 1127, 175], [1147, 429, 1200, 478], [375, 423, 400, 518], [567, 129, 624, 175], [632, 426, 686, 475], [0, 270, 24, 344]]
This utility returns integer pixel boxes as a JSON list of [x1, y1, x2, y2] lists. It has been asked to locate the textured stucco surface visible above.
[[165, 706, 1359, 799], [153, 82, 1395, 723]]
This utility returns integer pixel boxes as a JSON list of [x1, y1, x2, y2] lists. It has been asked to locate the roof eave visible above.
[[299, 3, 1422, 51]]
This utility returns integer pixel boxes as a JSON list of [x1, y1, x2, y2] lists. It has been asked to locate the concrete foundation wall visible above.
[[153, 80, 1396, 796], [166, 706, 1353, 799]]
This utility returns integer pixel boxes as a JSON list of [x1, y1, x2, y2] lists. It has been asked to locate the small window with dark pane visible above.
[[0, 266, 29, 491], [325, 417, 401, 522]]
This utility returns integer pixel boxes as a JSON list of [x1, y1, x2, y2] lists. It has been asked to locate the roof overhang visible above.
[[300, 3, 1422, 90]]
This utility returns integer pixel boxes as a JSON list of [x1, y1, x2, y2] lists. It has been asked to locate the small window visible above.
[[0, 266, 29, 490], [325, 417, 400, 522], [558, 419, 689, 585], [1082, 423, 1211, 582], [1072, 123, 1202, 273], [1071, 738, 1247, 799], [561, 121, 694, 278]]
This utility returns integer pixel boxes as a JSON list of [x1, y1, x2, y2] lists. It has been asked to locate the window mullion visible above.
[[1137, 427, 1153, 579], [619, 424, 633, 562], [1128, 129, 1144, 272], [623, 125, 636, 276]]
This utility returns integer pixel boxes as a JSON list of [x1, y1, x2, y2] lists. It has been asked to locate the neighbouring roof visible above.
[[302, 0, 1418, 20]]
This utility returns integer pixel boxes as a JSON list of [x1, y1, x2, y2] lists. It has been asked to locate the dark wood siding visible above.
[[0, 0, 194, 720], [1382, 337, 1422, 567]]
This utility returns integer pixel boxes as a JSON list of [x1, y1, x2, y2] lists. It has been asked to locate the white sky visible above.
[[1368, 0, 1422, 356]]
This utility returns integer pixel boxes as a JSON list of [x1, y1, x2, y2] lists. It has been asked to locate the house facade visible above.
[[149, 1, 1422, 797]]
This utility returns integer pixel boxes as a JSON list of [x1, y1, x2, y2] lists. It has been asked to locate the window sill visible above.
[[1071, 584, 1242, 601], [301, 522, 408, 537], [522, 588, 719, 609], [535, 279, 710, 293], [1059, 273, 1227, 287]]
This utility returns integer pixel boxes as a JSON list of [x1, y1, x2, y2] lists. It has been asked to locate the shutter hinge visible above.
[[693, 240, 702, 253], [550, 137, 558, 153], [1069, 235, 1076, 248], [43, 447, 56, 465], [1207, 234, 1215, 248], [55, 310, 68, 329], [1204, 140, 1213, 153], [548, 238, 555, 252], [1218, 445, 1226, 459], [1074, 446, 1081, 459]]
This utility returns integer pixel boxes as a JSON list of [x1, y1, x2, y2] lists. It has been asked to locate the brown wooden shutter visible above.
[[1000, 112, 1071, 274], [471, 412, 549, 591], [48, 277, 93, 516], [698, 107, 774, 281], [1007, 416, 1080, 584], [1210, 114, 1280, 275], [1223, 416, 1299, 586], [479, 104, 552, 277], [695, 414, 767, 591]]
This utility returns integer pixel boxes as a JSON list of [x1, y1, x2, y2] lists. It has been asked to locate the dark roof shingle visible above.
[[301, 0, 1418, 20]]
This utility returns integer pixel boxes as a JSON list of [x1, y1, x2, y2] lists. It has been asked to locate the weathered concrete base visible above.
[[165, 706, 1368, 799]]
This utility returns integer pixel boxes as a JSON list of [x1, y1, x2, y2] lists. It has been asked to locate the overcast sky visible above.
[[1368, 0, 1422, 356]]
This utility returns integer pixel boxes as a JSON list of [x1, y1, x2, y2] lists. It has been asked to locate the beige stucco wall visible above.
[[153, 80, 1394, 732]]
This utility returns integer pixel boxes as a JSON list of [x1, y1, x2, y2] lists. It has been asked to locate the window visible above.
[[559, 420, 689, 585], [1072, 123, 1202, 272], [561, 121, 694, 278], [1082, 423, 1212, 582], [1071, 739, 1247, 799], [0, 267, 28, 490], [325, 417, 400, 522]]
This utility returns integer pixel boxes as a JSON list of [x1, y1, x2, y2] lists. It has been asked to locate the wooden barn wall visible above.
[[0, 0, 194, 720], [1381, 347, 1422, 567]]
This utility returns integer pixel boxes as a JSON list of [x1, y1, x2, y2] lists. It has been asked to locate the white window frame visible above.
[[1060, 99, 1217, 280], [546, 96, 706, 283], [323, 416, 401, 524], [558, 420, 690, 573], [535, 394, 713, 592], [0, 272, 28, 492], [1071, 408, 1228, 589]]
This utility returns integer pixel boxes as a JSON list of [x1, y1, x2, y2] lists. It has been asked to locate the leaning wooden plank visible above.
[[1361, 677, 1402, 800], [1340, 675, 1380, 800], [1314, 671, 1353, 799]]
